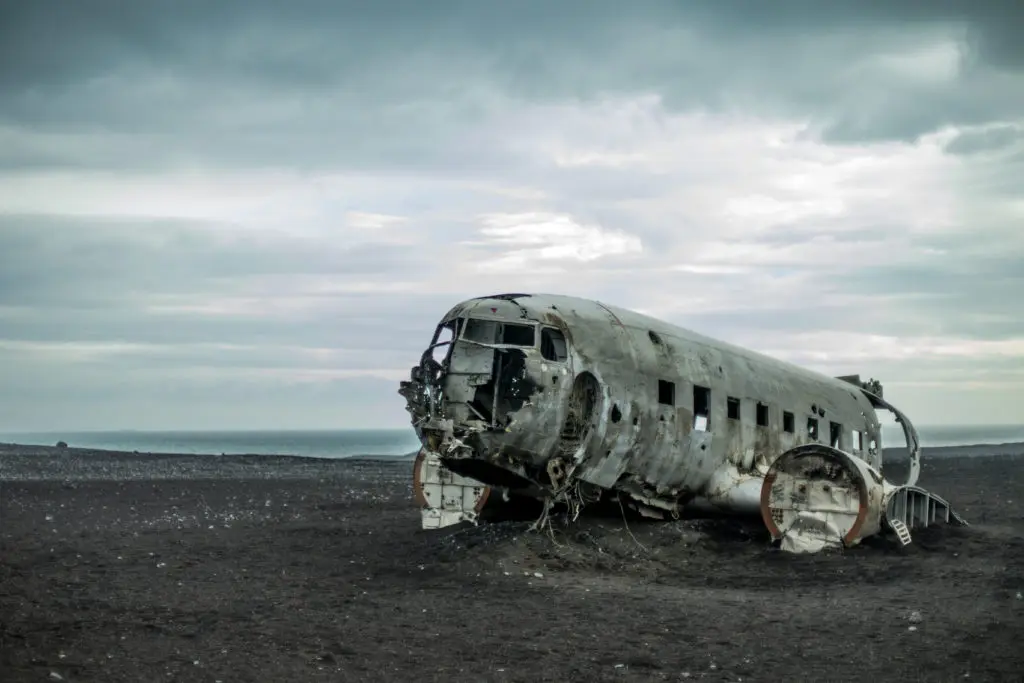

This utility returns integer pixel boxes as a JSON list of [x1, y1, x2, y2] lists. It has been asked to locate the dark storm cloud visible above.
[[683, 1, 1024, 67], [4, 1, 1022, 88], [1, 0, 1022, 174]]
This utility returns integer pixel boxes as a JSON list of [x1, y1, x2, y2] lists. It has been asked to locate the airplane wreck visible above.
[[398, 293, 967, 554]]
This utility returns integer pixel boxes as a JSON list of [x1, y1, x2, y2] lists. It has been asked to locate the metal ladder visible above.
[[889, 519, 913, 546]]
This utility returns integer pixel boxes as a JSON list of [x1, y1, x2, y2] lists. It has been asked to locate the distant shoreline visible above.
[[0, 442, 421, 462], [3, 440, 1023, 462]]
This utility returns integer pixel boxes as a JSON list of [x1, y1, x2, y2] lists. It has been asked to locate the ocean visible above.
[[1, 424, 1023, 459], [0, 429, 423, 459]]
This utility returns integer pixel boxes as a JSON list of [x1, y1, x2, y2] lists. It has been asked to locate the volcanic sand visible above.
[[1, 442, 1022, 682]]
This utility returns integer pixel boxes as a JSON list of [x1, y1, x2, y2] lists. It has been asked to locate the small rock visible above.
[[533, 572, 544, 579], [50, 673, 64, 681], [908, 610, 923, 624]]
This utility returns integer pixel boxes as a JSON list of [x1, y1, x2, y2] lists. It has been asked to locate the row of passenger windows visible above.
[[656, 379, 865, 450]]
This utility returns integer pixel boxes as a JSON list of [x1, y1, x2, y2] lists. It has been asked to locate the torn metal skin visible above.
[[399, 293, 967, 553]]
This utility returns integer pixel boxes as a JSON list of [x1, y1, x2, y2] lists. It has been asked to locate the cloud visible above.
[[469, 213, 644, 272], [0, 1, 1022, 431], [3, 1, 1024, 173]]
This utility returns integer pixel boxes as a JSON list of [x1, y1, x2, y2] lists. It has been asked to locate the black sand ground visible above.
[[1, 442, 1022, 682]]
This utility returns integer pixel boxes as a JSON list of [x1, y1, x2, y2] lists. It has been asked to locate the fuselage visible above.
[[399, 293, 907, 517]]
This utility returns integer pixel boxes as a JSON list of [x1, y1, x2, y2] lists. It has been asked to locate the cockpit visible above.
[[399, 311, 572, 441]]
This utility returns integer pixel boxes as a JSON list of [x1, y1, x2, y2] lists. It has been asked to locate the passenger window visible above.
[[693, 385, 710, 431], [851, 429, 863, 451], [756, 402, 769, 427], [727, 397, 740, 420], [540, 328, 568, 362], [830, 422, 842, 449], [807, 417, 819, 440], [658, 380, 675, 406], [783, 411, 795, 433]]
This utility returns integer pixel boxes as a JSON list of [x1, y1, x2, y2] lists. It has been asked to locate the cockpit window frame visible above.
[[426, 318, 462, 366], [458, 316, 538, 349]]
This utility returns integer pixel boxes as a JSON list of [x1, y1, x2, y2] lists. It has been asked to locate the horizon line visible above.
[[2, 424, 1023, 435]]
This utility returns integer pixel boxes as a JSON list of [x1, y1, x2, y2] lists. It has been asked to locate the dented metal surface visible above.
[[399, 293, 966, 552]]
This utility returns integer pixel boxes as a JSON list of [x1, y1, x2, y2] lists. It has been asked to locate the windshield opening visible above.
[[429, 319, 460, 365], [462, 318, 536, 347]]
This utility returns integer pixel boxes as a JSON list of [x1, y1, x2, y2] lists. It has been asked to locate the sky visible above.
[[1, 0, 1022, 431]]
